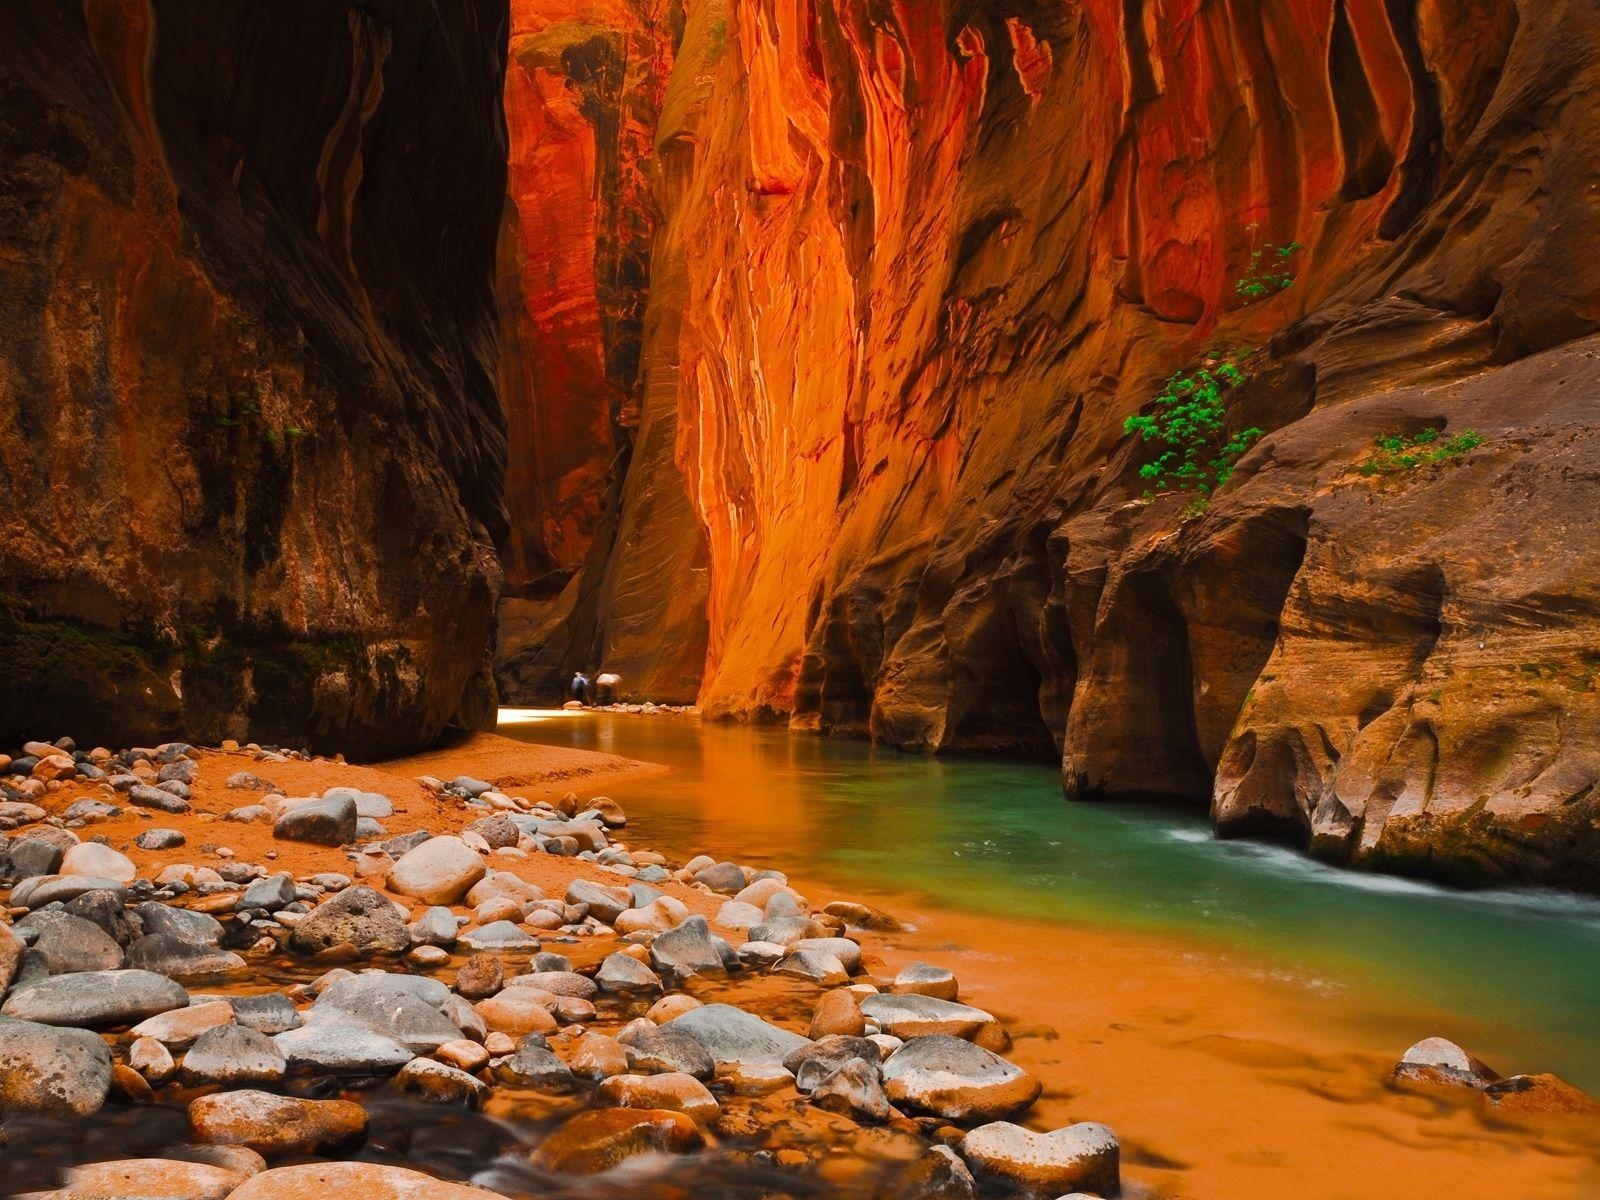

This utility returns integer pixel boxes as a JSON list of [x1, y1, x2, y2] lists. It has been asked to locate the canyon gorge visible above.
[[2, 0, 1598, 890]]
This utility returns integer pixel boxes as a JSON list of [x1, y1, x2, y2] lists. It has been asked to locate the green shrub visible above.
[[1235, 224, 1303, 302], [1357, 428, 1484, 476], [1123, 353, 1264, 505]]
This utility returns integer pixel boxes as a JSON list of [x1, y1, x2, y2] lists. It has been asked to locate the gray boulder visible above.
[[274, 1022, 414, 1074], [287, 886, 409, 957], [135, 828, 187, 850], [665, 1003, 811, 1069], [238, 873, 298, 912], [182, 1024, 287, 1086], [1, 968, 189, 1028], [16, 909, 125, 974], [457, 920, 540, 954], [650, 915, 728, 980], [129, 783, 190, 814], [126, 933, 247, 982], [230, 992, 302, 1035], [134, 902, 224, 946], [594, 952, 663, 995], [273, 796, 357, 846]]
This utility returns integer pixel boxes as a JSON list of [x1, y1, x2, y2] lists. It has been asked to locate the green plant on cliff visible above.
[[1357, 428, 1485, 476], [1235, 224, 1303, 303], [1123, 351, 1264, 511]]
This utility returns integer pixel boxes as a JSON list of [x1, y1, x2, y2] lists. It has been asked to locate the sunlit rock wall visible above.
[[0, 1, 510, 757], [507, 0, 1600, 887]]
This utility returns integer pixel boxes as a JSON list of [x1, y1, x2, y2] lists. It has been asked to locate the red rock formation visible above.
[[508, 0, 1598, 886], [497, 0, 674, 589], [0, 1, 510, 757]]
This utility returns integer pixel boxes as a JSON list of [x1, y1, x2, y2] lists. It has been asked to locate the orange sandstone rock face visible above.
[[0, 2, 510, 756], [506, 0, 1600, 887], [497, 0, 674, 589]]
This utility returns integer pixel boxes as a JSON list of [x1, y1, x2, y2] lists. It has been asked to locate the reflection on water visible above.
[[502, 709, 1600, 1090]]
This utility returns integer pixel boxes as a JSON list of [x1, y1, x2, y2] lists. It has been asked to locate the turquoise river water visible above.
[[501, 709, 1600, 1092]]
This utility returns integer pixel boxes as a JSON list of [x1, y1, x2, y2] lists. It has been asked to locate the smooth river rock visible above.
[[189, 1089, 369, 1156], [386, 836, 486, 905], [960, 1120, 1120, 1197], [881, 1035, 1041, 1121], [861, 993, 1009, 1050], [0, 1015, 113, 1115], [225, 1163, 492, 1200], [1, 969, 188, 1028], [665, 1003, 811, 1068]]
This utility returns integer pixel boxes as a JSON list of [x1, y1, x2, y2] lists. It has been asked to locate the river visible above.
[[501, 708, 1600, 1199]]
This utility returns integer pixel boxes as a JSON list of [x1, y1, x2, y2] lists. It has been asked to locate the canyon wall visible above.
[[501, 0, 1600, 888], [0, 1, 511, 758]]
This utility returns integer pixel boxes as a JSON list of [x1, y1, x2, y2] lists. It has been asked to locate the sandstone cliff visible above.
[[0, 1, 511, 757], [500, 0, 1599, 888]]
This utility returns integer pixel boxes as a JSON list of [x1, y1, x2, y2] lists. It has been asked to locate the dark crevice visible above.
[[1378, 0, 1444, 239], [1328, 0, 1395, 201]]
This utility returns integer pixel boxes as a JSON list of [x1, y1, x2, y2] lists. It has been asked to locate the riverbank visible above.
[[1, 730, 1596, 1200]]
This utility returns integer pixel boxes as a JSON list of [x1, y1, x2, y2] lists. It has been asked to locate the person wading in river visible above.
[[570, 671, 590, 706]]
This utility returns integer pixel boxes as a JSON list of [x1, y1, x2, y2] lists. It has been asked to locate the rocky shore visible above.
[[1, 736, 1594, 1199]]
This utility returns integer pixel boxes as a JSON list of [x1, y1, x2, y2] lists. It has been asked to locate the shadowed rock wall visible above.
[[0, 0, 511, 757], [501, 0, 1598, 887]]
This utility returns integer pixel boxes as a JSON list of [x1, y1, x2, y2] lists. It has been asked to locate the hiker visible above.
[[570, 671, 590, 705], [595, 672, 621, 704]]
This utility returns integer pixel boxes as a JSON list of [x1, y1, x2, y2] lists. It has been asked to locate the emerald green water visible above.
[[501, 710, 1600, 1090]]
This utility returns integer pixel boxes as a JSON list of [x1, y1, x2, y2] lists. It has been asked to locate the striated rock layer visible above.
[[0, 1, 511, 757], [502, 0, 1599, 888]]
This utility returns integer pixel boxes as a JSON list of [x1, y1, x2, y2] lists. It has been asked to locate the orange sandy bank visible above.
[[16, 733, 1600, 1200]]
